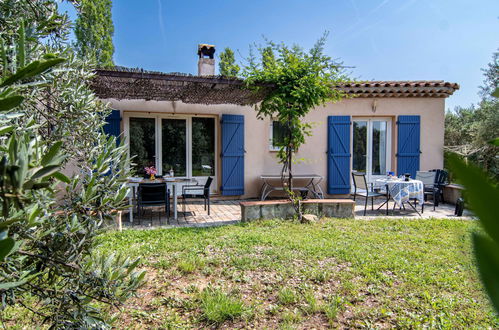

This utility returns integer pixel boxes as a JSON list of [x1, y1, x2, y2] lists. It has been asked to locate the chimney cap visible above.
[[198, 44, 216, 59]]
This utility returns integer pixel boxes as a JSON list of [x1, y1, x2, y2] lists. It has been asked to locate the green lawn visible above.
[[90, 218, 498, 328]]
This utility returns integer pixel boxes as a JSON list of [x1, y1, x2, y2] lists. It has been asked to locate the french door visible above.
[[125, 113, 217, 191], [352, 118, 392, 183]]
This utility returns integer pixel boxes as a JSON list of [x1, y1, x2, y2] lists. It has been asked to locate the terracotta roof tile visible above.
[[335, 80, 459, 98]]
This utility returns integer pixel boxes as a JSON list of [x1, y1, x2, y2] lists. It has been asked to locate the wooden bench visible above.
[[240, 199, 355, 222]]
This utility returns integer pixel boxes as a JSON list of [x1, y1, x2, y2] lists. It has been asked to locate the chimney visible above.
[[197, 44, 216, 76]]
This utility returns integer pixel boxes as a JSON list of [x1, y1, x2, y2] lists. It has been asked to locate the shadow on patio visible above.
[[353, 197, 474, 219]]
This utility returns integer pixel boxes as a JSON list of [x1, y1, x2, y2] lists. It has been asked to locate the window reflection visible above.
[[372, 121, 387, 175], [129, 117, 156, 176], [353, 121, 367, 172], [272, 121, 287, 149], [162, 119, 187, 176], [192, 118, 215, 176]]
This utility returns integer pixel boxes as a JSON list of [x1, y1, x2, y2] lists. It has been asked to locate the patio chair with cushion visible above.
[[182, 177, 213, 215], [137, 182, 170, 225], [415, 171, 438, 212], [351, 172, 389, 216]]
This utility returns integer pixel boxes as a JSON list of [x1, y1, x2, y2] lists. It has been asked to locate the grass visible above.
[[278, 287, 298, 305], [4, 218, 498, 328], [198, 286, 247, 324], [101, 218, 498, 328]]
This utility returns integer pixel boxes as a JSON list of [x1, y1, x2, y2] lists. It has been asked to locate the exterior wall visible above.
[[102, 97, 445, 199]]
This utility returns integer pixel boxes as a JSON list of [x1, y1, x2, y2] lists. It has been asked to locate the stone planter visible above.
[[443, 184, 464, 205], [240, 199, 355, 222]]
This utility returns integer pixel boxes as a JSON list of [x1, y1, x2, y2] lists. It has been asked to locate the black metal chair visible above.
[[182, 177, 213, 215], [416, 171, 438, 212], [351, 172, 389, 216], [137, 183, 169, 225], [430, 169, 449, 204]]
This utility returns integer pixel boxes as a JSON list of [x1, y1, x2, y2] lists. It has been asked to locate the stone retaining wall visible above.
[[240, 199, 355, 222]]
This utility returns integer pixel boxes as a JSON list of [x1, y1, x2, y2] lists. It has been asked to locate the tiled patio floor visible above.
[[123, 199, 242, 228], [122, 197, 474, 229], [353, 197, 474, 219]]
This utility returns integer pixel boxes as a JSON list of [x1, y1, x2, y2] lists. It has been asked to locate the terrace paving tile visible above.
[[121, 197, 474, 229]]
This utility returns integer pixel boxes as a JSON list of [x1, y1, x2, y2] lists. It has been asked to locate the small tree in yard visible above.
[[244, 33, 349, 220]]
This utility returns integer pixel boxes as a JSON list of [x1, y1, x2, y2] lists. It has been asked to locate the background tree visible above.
[[0, 1, 142, 327], [74, 0, 115, 67], [219, 47, 240, 77], [480, 49, 498, 99], [244, 33, 348, 220], [445, 49, 499, 180]]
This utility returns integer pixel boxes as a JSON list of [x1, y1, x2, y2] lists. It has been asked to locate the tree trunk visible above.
[[287, 117, 293, 192], [287, 118, 302, 221]]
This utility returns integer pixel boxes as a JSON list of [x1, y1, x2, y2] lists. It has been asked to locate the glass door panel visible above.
[[192, 117, 215, 176], [352, 121, 368, 173], [352, 118, 391, 183], [162, 119, 187, 176], [129, 117, 156, 176], [371, 121, 387, 176]]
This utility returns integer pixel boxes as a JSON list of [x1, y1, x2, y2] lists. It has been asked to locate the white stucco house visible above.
[[92, 45, 459, 199]]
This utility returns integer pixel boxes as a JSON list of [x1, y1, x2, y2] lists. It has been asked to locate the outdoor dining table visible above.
[[375, 177, 424, 215], [259, 174, 324, 201], [128, 177, 196, 222]]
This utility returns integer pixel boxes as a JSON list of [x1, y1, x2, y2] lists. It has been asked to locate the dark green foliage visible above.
[[0, 95, 23, 110], [219, 47, 240, 77], [74, 0, 115, 67], [447, 63, 499, 313], [244, 33, 348, 218], [448, 153, 499, 313], [0, 57, 65, 87]]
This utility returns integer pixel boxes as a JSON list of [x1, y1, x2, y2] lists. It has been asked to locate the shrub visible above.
[[0, 1, 143, 327]]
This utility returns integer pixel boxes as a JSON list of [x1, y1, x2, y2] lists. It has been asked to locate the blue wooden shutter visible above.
[[221, 114, 244, 195], [327, 116, 351, 194], [103, 110, 121, 145], [397, 115, 420, 178]]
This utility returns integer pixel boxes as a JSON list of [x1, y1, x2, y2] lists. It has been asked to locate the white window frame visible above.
[[123, 112, 218, 192], [351, 117, 392, 183]]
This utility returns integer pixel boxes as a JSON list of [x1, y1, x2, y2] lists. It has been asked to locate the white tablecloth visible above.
[[375, 178, 424, 207]]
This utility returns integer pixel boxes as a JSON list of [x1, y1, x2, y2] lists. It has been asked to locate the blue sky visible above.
[[59, 0, 498, 111]]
